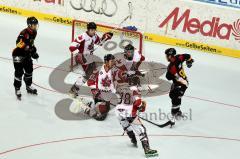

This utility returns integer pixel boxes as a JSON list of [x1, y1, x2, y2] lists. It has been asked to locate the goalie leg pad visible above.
[[75, 75, 87, 86]]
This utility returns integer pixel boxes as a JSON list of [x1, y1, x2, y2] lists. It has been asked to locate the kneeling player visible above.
[[71, 54, 116, 121], [115, 75, 158, 158]]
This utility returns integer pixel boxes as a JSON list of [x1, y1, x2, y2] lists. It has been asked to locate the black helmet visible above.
[[87, 22, 97, 30], [165, 48, 176, 56], [27, 16, 38, 26], [104, 54, 115, 62], [124, 44, 135, 60]]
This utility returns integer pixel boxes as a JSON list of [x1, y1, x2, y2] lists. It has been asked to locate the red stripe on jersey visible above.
[[169, 65, 177, 75], [87, 79, 96, 86], [96, 72, 99, 89], [78, 40, 85, 54], [94, 34, 100, 45], [133, 90, 140, 96], [178, 55, 184, 62]]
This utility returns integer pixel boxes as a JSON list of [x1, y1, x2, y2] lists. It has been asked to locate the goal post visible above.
[[71, 20, 143, 70]]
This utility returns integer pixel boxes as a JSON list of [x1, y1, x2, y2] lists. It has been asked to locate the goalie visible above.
[[69, 22, 113, 98]]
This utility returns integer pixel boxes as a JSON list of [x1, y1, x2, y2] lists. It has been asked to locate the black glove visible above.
[[29, 46, 37, 54], [31, 52, 39, 59], [29, 46, 39, 59], [186, 59, 194, 68]]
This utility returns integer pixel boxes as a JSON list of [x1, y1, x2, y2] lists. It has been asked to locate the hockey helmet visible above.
[[124, 44, 135, 60], [27, 16, 38, 26], [87, 22, 97, 30], [165, 48, 176, 56], [104, 54, 115, 62]]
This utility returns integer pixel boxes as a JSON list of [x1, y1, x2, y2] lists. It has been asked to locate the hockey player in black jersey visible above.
[[165, 48, 194, 118], [12, 17, 39, 100]]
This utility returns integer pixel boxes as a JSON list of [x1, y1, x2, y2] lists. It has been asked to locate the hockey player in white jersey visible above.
[[71, 54, 116, 121], [116, 44, 145, 77], [115, 73, 158, 158], [69, 22, 113, 98]]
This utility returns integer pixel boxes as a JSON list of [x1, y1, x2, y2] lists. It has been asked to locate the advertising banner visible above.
[[0, 0, 239, 57]]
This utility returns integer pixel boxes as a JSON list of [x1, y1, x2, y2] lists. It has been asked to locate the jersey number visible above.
[[118, 92, 131, 105]]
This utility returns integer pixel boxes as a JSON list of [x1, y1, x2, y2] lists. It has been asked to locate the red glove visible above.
[[139, 101, 147, 112], [101, 32, 113, 41]]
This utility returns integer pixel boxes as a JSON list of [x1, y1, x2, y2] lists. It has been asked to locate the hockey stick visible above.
[[139, 116, 175, 128], [111, 99, 175, 128]]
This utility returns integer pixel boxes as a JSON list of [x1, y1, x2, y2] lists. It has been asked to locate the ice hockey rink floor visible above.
[[0, 13, 240, 159]]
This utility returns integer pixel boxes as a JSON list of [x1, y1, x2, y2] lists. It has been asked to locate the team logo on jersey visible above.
[[101, 75, 111, 87]]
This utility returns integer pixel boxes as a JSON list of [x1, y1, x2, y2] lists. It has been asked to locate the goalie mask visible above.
[[124, 44, 135, 60], [128, 75, 140, 87]]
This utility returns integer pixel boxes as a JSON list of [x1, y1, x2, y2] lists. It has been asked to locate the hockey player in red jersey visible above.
[[165, 48, 194, 118], [115, 71, 158, 158], [69, 22, 113, 98]]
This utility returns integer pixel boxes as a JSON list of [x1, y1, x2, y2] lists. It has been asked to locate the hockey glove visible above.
[[139, 100, 146, 112], [31, 52, 39, 59], [101, 32, 113, 41], [29, 46, 37, 54], [186, 59, 194, 68]]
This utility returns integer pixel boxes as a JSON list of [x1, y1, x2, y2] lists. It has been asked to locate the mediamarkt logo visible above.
[[159, 7, 240, 41]]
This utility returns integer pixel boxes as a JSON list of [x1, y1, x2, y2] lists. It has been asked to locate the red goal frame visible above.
[[71, 19, 143, 70]]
